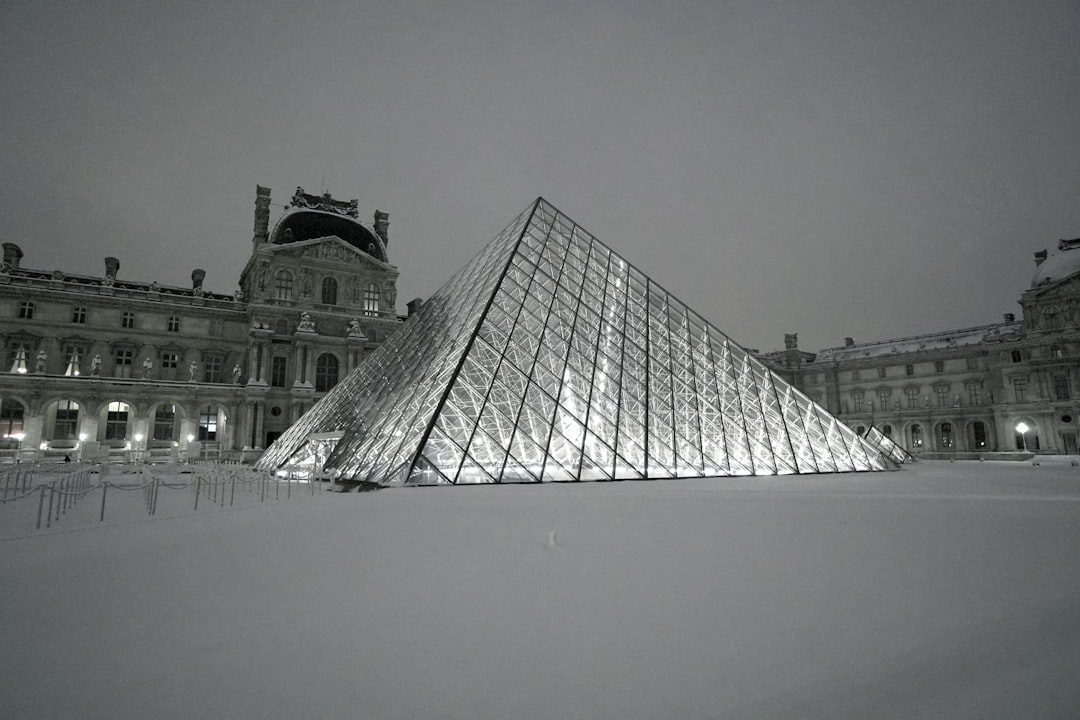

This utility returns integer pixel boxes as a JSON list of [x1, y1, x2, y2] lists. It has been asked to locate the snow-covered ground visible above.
[[3, 460, 1079, 719]]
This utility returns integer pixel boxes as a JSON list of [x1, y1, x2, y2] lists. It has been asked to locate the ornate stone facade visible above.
[[0, 185, 405, 462], [761, 237, 1080, 456]]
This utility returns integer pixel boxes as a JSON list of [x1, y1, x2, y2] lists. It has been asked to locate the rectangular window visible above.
[[851, 369, 861, 381], [167, 316, 180, 332], [966, 356, 979, 371], [363, 283, 380, 316], [905, 388, 920, 409], [160, 352, 179, 381], [877, 390, 890, 409], [967, 384, 980, 406], [852, 394, 863, 412], [1013, 378, 1027, 403], [935, 386, 949, 407], [877, 367, 886, 379], [18, 301, 34, 319], [114, 348, 133, 378], [203, 354, 224, 383], [1054, 373, 1070, 400], [905, 364, 914, 376], [72, 306, 86, 324], [209, 319, 224, 337], [8, 342, 31, 374], [934, 360, 945, 373], [271, 356, 287, 387], [1011, 350, 1023, 363], [122, 311, 135, 329], [105, 406, 128, 441]]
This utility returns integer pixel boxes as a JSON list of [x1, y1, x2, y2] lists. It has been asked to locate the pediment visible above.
[[267, 236, 392, 270]]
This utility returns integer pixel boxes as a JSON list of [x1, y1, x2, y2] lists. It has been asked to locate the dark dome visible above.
[[270, 209, 386, 261]]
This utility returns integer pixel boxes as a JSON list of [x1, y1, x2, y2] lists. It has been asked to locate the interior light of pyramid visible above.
[[258, 198, 893, 484]]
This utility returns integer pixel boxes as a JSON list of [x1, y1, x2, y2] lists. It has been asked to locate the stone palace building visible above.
[[0, 185, 406, 462], [762, 237, 1080, 457]]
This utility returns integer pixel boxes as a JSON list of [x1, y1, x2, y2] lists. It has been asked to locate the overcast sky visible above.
[[1, 1, 1078, 352]]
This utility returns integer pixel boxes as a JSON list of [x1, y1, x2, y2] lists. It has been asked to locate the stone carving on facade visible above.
[[149, 281, 160, 292], [52, 270, 64, 281], [0, 261, 10, 274], [102, 275, 114, 287], [189, 361, 198, 382], [35, 349, 47, 373], [297, 312, 316, 333], [90, 354, 102, 376], [302, 243, 362, 264], [234, 287, 244, 301], [289, 187, 359, 218], [142, 357, 153, 378], [385, 284, 396, 308], [347, 318, 366, 339], [233, 364, 242, 384]]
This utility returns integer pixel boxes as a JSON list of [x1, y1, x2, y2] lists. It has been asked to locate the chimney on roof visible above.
[[104, 256, 119, 279], [1034, 249, 1048, 266], [191, 268, 206, 290], [253, 185, 272, 248], [373, 210, 389, 246], [844, 337, 855, 347], [2, 242, 23, 270], [1004, 313, 1016, 322]]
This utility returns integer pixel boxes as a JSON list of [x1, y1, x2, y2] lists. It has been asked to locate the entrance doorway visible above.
[[1064, 432, 1077, 455]]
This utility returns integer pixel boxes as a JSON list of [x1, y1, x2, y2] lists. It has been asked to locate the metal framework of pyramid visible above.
[[861, 425, 915, 464], [258, 198, 893, 485]]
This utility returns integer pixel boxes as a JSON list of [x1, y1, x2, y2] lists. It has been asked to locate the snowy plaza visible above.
[[2, 459, 1079, 720]]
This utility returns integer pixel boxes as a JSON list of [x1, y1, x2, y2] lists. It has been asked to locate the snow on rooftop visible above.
[[812, 322, 1021, 363], [3, 462, 1080, 719]]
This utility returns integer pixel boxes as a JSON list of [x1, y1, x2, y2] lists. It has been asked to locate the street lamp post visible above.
[[1016, 422, 1030, 452]]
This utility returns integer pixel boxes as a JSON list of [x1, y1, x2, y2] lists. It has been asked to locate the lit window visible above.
[[167, 316, 180, 332], [198, 405, 218, 441], [63, 345, 85, 376], [0, 399, 25, 438], [972, 422, 987, 448], [18, 302, 34, 319], [363, 283, 380, 316], [910, 424, 923, 448], [72, 306, 86, 324], [122, 311, 135, 329], [8, 343, 30, 374]]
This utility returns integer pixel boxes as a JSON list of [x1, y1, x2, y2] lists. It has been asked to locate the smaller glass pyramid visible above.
[[861, 425, 914, 464], [259, 198, 893, 484]]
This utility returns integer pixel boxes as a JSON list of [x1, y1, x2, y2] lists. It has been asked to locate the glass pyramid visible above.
[[861, 425, 914, 465], [258, 198, 893, 485]]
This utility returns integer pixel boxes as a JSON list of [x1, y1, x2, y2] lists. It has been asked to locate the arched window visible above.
[[0, 399, 25, 438], [53, 401, 79, 440], [321, 277, 338, 305], [972, 421, 987, 449], [364, 283, 380, 316], [274, 270, 294, 301], [939, 422, 953, 449], [153, 405, 176, 441], [882, 424, 892, 437], [315, 353, 339, 392], [198, 405, 218, 441], [105, 401, 129, 441], [910, 424, 923, 448]]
